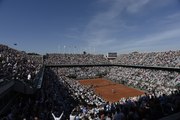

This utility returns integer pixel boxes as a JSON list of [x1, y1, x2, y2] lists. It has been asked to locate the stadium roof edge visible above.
[[44, 64, 180, 72]]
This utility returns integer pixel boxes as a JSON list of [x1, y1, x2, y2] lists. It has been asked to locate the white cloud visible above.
[[167, 12, 180, 19], [82, 0, 151, 50], [127, 0, 149, 13], [80, 0, 180, 54], [138, 29, 180, 44], [116, 28, 180, 53]]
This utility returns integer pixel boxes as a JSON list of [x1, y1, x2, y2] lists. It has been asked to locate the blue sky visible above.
[[0, 0, 180, 54]]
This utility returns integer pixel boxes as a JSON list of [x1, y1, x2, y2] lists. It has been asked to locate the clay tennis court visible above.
[[78, 78, 144, 102]]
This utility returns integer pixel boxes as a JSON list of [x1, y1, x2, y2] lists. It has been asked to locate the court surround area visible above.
[[79, 78, 144, 102]]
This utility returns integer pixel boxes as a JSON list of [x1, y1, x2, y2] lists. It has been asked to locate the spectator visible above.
[[52, 111, 64, 120]]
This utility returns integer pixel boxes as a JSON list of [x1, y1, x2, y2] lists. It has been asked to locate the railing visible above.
[[33, 65, 45, 89], [0, 80, 14, 95], [45, 63, 180, 72]]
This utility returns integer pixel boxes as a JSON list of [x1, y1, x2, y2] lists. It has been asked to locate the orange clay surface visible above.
[[78, 78, 144, 102]]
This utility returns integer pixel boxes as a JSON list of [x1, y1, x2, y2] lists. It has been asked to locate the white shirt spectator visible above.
[[70, 114, 76, 120], [27, 73, 31, 80], [52, 112, 64, 120]]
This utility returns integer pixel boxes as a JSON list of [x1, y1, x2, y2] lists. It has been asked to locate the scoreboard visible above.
[[107, 52, 117, 58]]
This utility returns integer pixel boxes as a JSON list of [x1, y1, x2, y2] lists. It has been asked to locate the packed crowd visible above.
[[106, 67, 180, 96], [113, 51, 180, 68], [1, 44, 180, 119], [56, 67, 109, 79], [53, 68, 180, 120], [67, 90, 180, 120], [1, 66, 180, 120], [1, 68, 79, 120], [59, 76, 106, 106], [47, 67, 180, 120], [44, 53, 109, 65], [0, 44, 42, 84], [60, 66, 180, 120]]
